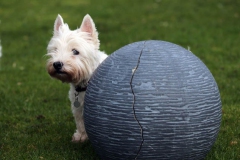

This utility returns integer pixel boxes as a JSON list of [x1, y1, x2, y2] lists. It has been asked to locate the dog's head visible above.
[[46, 14, 100, 85]]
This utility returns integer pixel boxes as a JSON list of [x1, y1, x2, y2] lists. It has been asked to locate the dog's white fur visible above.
[[46, 14, 107, 142]]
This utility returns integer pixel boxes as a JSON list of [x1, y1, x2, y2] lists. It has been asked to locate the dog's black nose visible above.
[[53, 61, 63, 70]]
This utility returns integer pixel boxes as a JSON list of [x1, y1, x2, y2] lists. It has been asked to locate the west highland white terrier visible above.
[[46, 14, 108, 142]]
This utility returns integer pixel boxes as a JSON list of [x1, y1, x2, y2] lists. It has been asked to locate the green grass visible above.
[[0, 0, 239, 159]]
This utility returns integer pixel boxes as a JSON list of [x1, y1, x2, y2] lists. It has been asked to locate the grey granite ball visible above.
[[84, 40, 221, 160]]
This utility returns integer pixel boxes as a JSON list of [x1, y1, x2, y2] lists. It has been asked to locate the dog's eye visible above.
[[72, 49, 79, 55]]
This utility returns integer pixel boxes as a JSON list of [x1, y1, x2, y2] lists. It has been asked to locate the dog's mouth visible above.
[[52, 70, 72, 83], [47, 65, 73, 83], [55, 70, 67, 74]]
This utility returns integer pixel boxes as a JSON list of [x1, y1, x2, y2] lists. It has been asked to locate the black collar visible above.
[[75, 85, 87, 92]]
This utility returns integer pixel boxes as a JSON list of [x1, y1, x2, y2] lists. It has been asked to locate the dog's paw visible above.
[[72, 132, 88, 143]]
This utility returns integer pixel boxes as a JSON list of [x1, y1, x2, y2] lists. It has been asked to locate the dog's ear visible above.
[[80, 14, 96, 35], [80, 14, 100, 49], [54, 14, 64, 34]]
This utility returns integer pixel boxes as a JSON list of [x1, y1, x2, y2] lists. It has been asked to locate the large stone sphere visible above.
[[84, 40, 221, 160]]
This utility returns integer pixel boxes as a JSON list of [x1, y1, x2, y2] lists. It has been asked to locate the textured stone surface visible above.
[[84, 40, 222, 160]]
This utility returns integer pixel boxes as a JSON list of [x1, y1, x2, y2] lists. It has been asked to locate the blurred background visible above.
[[0, 0, 239, 159]]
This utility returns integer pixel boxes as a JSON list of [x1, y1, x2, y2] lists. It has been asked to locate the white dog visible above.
[[46, 14, 107, 142]]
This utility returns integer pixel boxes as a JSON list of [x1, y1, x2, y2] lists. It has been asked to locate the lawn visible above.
[[0, 0, 239, 159]]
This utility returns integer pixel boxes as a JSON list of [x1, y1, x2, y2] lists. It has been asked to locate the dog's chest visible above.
[[69, 88, 85, 109]]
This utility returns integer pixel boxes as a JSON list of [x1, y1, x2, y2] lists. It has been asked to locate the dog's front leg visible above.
[[71, 104, 88, 142]]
